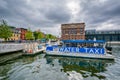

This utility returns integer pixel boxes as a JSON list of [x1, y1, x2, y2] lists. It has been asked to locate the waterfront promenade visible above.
[[0, 43, 24, 54], [0, 42, 45, 64], [0, 42, 45, 55]]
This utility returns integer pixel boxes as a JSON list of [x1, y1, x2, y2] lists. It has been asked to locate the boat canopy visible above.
[[62, 40, 105, 43]]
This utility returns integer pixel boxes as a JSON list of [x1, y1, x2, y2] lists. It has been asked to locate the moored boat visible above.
[[46, 40, 114, 60], [23, 43, 45, 55]]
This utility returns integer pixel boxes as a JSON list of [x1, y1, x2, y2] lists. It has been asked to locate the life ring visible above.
[[28, 49, 33, 53]]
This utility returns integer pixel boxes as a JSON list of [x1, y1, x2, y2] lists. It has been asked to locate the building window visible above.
[[112, 36, 118, 41], [104, 36, 110, 41], [73, 29, 77, 34], [97, 36, 103, 40]]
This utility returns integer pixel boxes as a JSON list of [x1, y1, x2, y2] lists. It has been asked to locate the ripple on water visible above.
[[67, 71, 83, 80], [6, 59, 69, 80], [102, 63, 120, 80], [97, 47, 120, 80], [0, 76, 6, 80]]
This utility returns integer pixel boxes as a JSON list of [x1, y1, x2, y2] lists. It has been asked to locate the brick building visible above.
[[61, 23, 85, 40], [19, 28, 27, 40]]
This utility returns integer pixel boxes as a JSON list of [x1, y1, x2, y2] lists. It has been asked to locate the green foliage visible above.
[[45, 34, 57, 40], [38, 32, 43, 39], [33, 31, 43, 40], [33, 31, 38, 40], [0, 20, 12, 40], [25, 30, 34, 40], [45, 34, 50, 40]]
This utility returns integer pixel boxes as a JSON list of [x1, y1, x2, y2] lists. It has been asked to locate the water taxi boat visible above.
[[46, 40, 114, 60]]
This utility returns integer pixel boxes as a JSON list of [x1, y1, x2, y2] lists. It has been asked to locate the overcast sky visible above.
[[0, 0, 120, 36]]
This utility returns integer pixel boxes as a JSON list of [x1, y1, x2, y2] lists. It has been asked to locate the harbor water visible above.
[[0, 45, 120, 80]]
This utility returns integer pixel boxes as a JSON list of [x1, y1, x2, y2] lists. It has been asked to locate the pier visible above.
[[0, 43, 24, 54], [0, 42, 45, 64], [0, 42, 45, 55]]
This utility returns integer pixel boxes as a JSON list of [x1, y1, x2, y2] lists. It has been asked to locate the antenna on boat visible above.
[[93, 37, 97, 47]]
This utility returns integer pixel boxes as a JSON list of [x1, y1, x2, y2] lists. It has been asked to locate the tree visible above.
[[45, 34, 50, 40], [38, 32, 43, 39], [33, 31, 43, 40], [0, 20, 12, 40], [33, 31, 38, 40], [25, 30, 34, 40], [46, 34, 57, 40]]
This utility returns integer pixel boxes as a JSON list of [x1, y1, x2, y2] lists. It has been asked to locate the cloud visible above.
[[78, 0, 120, 30], [0, 0, 120, 36]]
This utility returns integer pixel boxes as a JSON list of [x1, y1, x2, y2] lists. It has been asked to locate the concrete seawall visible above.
[[0, 43, 24, 54], [107, 41, 120, 45]]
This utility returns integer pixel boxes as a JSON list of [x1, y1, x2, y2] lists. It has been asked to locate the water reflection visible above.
[[46, 56, 114, 80], [0, 51, 117, 80], [21, 54, 44, 64], [6, 58, 69, 80], [0, 54, 45, 80]]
